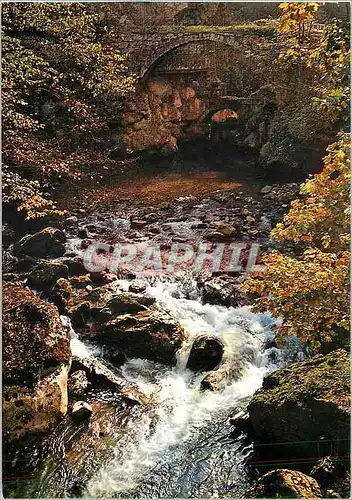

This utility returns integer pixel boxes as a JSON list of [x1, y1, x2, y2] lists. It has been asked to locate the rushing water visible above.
[[6, 278, 285, 499], [81, 278, 284, 498]]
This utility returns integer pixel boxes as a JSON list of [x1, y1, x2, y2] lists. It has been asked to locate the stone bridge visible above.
[[118, 26, 323, 153], [118, 28, 276, 78]]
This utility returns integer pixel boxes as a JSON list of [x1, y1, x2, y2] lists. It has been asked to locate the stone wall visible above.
[[121, 76, 277, 154], [122, 76, 209, 153]]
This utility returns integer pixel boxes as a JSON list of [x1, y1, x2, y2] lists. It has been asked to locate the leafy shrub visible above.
[[243, 134, 350, 352], [2, 166, 65, 219]]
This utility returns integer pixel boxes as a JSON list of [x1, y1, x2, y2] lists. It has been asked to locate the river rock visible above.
[[14, 227, 66, 258], [131, 219, 147, 230], [59, 256, 87, 275], [69, 301, 91, 328], [211, 221, 238, 237], [77, 227, 89, 238], [68, 370, 88, 398], [28, 260, 69, 292], [128, 280, 147, 294], [201, 362, 242, 391], [72, 401, 92, 421], [105, 293, 148, 315], [186, 335, 223, 372], [69, 274, 93, 289], [229, 410, 251, 431], [70, 356, 146, 405], [50, 278, 72, 312], [260, 185, 273, 195], [248, 349, 350, 462], [310, 456, 349, 492], [99, 309, 185, 365], [64, 216, 78, 226], [100, 345, 127, 367], [3, 282, 71, 442], [246, 469, 322, 498], [201, 278, 235, 307]]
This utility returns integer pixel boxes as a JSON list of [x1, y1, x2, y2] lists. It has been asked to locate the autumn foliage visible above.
[[243, 134, 350, 352], [2, 3, 134, 179]]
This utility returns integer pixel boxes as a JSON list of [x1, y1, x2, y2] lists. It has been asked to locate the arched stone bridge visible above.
[[118, 28, 276, 78]]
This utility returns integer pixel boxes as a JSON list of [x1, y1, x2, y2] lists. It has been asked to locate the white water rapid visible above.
[[79, 278, 285, 498]]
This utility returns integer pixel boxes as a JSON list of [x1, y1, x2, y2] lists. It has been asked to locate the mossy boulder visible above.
[[246, 469, 322, 498], [186, 335, 224, 372], [99, 309, 185, 365], [28, 260, 69, 292], [3, 282, 71, 442], [248, 349, 350, 462], [14, 227, 66, 258]]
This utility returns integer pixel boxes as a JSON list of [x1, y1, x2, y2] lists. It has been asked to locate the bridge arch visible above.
[[139, 32, 243, 78]]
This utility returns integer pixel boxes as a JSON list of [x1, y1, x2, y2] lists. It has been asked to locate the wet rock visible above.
[[105, 293, 150, 315], [59, 256, 87, 275], [98, 271, 118, 284], [205, 230, 228, 241], [2, 222, 16, 247], [211, 221, 238, 237], [68, 370, 88, 398], [260, 185, 273, 195], [311, 456, 349, 491], [14, 227, 66, 258], [186, 335, 223, 372], [128, 280, 147, 294], [68, 301, 91, 328], [65, 216, 78, 226], [69, 274, 93, 289], [200, 276, 249, 308], [71, 356, 146, 405], [201, 362, 242, 391], [100, 346, 127, 367], [229, 410, 251, 431], [72, 401, 92, 421], [99, 309, 185, 365], [201, 278, 235, 307], [131, 219, 147, 230], [77, 228, 89, 239], [81, 238, 93, 250], [246, 469, 322, 498], [50, 278, 72, 313], [3, 282, 71, 442], [28, 260, 69, 292], [248, 349, 350, 462]]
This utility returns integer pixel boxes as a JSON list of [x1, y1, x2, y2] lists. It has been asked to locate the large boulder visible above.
[[186, 335, 224, 372], [3, 282, 71, 442], [14, 227, 66, 258], [246, 469, 322, 498], [28, 260, 69, 292], [99, 309, 185, 365], [70, 356, 146, 405], [248, 349, 350, 462]]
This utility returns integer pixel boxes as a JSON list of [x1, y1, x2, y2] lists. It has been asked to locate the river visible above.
[[4, 144, 301, 498]]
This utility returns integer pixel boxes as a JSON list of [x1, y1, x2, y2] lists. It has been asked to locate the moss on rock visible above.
[[3, 282, 71, 442], [248, 349, 350, 462]]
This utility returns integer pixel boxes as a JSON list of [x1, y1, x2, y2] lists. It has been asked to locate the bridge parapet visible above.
[[119, 29, 275, 78]]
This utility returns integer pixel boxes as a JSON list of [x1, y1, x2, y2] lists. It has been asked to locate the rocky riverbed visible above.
[[3, 156, 350, 498]]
